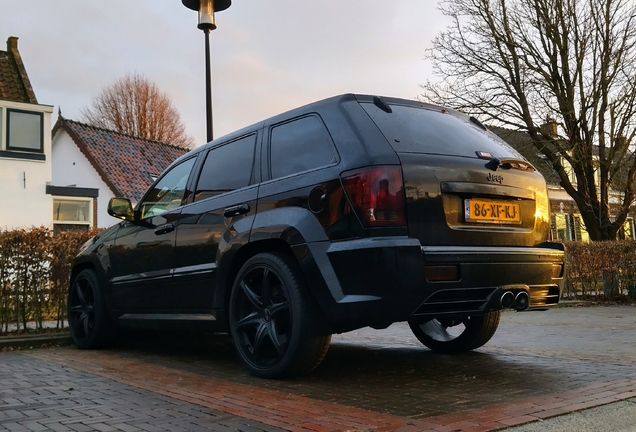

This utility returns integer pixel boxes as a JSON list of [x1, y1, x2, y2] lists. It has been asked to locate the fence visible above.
[[0, 227, 101, 335]]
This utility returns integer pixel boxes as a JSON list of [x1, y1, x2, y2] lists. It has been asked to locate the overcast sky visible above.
[[1, 1, 450, 146]]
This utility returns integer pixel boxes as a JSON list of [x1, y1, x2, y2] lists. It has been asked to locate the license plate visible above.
[[464, 199, 521, 224]]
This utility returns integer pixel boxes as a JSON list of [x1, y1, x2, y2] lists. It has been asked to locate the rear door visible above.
[[173, 133, 260, 310], [360, 101, 551, 247]]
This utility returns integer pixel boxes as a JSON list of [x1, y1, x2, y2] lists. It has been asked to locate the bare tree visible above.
[[422, 0, 636, 241], [81, 73, 195, 149]]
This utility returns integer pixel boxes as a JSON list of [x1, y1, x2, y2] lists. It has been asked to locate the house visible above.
[[492, 126, 636, 242], [51, 116, 188, 229], [0, 36, 54, 230]]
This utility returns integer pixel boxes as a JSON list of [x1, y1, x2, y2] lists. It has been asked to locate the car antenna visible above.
[[373, 96, 392, 113]]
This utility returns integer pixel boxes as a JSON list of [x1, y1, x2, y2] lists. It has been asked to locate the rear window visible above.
[[361, 103, 523, 159]]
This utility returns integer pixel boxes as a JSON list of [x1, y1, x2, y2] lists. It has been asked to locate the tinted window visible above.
[[270, 116, 337, 179], [195, 134, 256, 201], [139, 157, 196, 219], [361, 103, 524, 159]]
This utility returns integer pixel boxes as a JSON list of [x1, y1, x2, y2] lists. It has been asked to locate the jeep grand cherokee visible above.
[[68, 94, 565, 378]]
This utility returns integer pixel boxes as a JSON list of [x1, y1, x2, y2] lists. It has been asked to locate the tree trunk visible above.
[[602, 269, 619, 297]]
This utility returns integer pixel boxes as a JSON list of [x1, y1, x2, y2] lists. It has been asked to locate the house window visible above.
[[553, 213, 572, 241], [53, 198, 92, 226], [572, 214, 590, 243], [6, 109, 43, 152]]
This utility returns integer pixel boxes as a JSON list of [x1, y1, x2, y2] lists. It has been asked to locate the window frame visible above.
[[52, 196, 93, 227], [6, 108, 44, 153], [266, 114, 339, 182]]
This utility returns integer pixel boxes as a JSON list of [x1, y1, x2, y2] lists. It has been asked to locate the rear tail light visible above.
[[341, 166, 406, 227]]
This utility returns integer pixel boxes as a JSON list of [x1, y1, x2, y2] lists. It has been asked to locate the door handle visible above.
[[224, 203, 250, 218], [154, 223, 175, 235]]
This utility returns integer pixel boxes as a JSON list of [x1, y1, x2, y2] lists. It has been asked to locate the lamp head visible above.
[[182, 0, 231, 30]]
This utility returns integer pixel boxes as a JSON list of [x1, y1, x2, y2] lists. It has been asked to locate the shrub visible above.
[[563, 240, 636, 299], [0, 227, 102, 335]]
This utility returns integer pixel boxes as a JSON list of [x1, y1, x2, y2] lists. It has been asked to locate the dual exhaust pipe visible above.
[[500, 290, 529, 311]]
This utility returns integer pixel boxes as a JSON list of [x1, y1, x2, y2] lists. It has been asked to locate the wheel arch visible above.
[[218, 238, 297, 320], [217, 238, 332, 335], [69, 259, 99, 289], [215, 206, 334, 333], [69, 257, 117, 319]]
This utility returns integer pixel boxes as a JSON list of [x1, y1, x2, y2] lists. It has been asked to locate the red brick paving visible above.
[[26, 348, 636, 431], [404, 379, 636, 430]]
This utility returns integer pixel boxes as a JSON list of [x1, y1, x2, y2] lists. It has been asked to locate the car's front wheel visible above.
[[408, 311, 501, 354], [229, 252, 330, 378], [68, 269, 115, 349]]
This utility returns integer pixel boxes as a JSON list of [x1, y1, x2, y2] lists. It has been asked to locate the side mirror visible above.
[[108, 197, 135, 221]]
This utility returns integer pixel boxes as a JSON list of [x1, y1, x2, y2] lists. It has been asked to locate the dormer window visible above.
[[6, 108, 43, 152]]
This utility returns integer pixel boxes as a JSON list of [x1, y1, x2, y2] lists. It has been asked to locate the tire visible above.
[[408, 311, 501, 354], [68, 269, 115, 349], [228, 252, 331, 378]]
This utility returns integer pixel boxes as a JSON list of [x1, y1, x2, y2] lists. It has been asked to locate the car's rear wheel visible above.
[[408, 311, 501, 354], [68, 269, 114, 349], [229, 252, 330, 378]]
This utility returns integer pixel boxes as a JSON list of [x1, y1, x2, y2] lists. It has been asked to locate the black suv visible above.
[[69, 94, 565, 378]]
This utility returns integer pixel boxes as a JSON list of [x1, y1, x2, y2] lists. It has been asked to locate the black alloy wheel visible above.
[[68, 269, 113, 349], [408, 311, 501, 354], [229, 253, 330, 378]]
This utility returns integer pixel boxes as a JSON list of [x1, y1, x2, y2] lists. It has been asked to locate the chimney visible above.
[[7, 36, 18, 51], [5, 36, 38, 104], [540, 118, 558, 138]]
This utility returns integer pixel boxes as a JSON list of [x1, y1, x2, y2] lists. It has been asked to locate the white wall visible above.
[[51, 130, 117, 228], [0, 101, 53, 230]]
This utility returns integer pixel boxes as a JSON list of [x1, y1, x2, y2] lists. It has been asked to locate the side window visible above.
[[139, 157, 196, 219], [195, 134, 257, 201], [270, 116, 337, 180]]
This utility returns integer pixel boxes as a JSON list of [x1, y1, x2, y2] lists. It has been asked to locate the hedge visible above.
[[562, 240, 636, 298], [0, 228, 634, 335], [0, 227, 101, 335]]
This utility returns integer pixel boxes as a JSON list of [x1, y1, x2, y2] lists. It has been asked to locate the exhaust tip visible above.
[[515, 291, 529, 311], [500, 291, 515, 309]]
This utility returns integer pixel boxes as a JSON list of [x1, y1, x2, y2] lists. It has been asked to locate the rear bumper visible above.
[[296, 238, 565, 334]]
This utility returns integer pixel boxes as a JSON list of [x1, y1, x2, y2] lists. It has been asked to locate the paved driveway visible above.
[[1, 305, 635, 431]]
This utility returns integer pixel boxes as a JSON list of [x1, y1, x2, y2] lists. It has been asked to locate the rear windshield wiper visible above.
[[484, 157, 536, 172]]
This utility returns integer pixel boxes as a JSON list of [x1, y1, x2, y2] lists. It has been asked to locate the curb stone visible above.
[[0, 332, 72, 349]]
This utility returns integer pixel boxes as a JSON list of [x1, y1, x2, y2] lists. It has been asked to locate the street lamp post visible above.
[[182, 0, 232, 142]]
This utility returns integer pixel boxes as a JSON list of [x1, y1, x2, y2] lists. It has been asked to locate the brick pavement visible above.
[[2, 305, 635, 431], [0, 352, 284, 432]]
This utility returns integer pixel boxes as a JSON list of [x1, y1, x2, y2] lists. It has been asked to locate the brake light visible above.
[[341, 166, 406, 226]]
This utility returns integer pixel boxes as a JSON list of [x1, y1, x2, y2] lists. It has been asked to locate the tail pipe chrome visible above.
[[500, 291, 515, 309], [515, 291, 530, 311]]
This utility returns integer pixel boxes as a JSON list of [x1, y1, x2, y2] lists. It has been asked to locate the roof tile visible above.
[[0, 36, 37, 103], [59, 119, 189, 202]]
